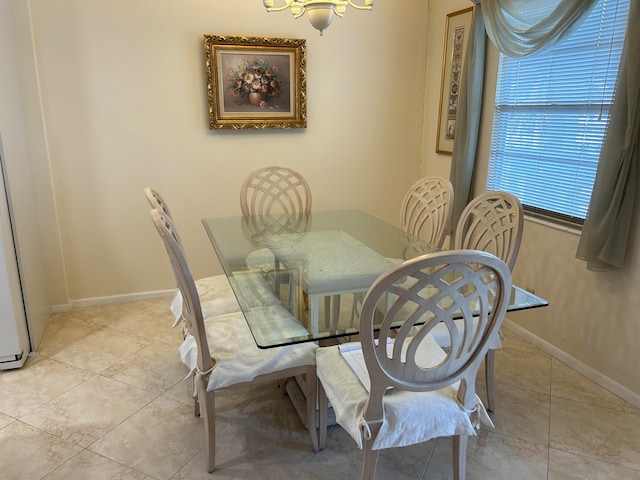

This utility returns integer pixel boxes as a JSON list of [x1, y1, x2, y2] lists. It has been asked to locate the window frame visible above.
[[485, 0, 629, 227]]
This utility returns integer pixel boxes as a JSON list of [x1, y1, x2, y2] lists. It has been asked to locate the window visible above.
[[486, 0, 629, 225]]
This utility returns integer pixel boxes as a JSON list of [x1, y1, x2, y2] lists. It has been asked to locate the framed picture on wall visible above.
[[204, 35, 307, 130], [436, 7, 473, 154]]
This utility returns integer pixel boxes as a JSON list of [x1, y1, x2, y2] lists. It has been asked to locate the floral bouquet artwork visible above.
[[205, 35, 305, 129], [227, 57, 285, 109]]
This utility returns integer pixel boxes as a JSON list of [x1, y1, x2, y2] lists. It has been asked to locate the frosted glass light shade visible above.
[[306, 5, 334, 34], [263, 0, 374, 35]]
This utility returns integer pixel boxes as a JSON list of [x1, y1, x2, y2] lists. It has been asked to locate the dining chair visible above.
[[316, 250, 512, 480], [144, 188, 240, 327], [145, 187, 287, 407], [454, 190, 523, 271], [240, 165, 312, 218], [349, 176, 454, 327], [400, 176, 454, 249], [240, 166, 312, 310], [150, 208, 319, 473], [444, 190, 524, 412]]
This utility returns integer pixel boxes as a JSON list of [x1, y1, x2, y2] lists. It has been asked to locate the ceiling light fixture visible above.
[[262, 0, 374, 36]]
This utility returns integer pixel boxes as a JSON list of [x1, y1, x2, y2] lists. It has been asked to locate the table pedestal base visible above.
[[285, 376, 336, 428]]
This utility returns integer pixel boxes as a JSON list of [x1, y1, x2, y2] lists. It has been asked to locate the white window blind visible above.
[[486, 0, 629, 224]]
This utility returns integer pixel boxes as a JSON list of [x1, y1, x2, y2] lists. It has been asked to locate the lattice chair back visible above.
[[400, 176, 454, 249], [454, 191, 523, 271], [144, 187, 188, 250], [359, 250, 511, 420], [150, 209, 213, 378], [241, 210, 312, 247], [240, 166, 312, 217], [144, 187, 172, 217]]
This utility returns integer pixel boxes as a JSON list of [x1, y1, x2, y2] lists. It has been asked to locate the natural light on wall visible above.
[[262, 0, 374, 35]]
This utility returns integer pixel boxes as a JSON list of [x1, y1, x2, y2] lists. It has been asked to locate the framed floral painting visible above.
[[204, 35, 307, 130], [436, 7, 473, 154]]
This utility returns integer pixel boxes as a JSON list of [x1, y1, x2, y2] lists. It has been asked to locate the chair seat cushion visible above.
[[170, 273, 280, 326], [170, 275, 237, 325], [179, 308, 317, 391], [316, 335, 486, 451], [246, 304, 313, 347], [245, 248, 277, 273], [230, 271, 282, 308]]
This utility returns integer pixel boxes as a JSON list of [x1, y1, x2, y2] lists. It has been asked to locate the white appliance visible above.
[[0, 147, 34, 369], [0, 6, 52, 370]]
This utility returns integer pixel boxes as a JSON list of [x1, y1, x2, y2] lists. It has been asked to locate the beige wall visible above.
[[7, 0, 640, 401], [422, 1, 640, 403], [19, 0, 429, 302]]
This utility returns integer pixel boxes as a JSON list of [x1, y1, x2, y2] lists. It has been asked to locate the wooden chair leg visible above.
[[201, 389, 216, 473], [318, 381, 328, 450], [361, 442, 381, 480], [305, 368, 319, 452], [192, 375, 200, 417], [485, 349, 496, 412], [279, 378, 289, 395], [453, 434, 468, 480]]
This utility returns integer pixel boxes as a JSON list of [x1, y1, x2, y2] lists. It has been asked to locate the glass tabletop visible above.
[[202, 209, 548, 348]]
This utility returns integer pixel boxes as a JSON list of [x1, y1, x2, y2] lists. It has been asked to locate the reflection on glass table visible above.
[[202, 209, 548, 348]]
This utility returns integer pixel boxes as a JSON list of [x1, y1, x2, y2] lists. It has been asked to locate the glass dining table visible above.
[[202, 209, 548, 349]]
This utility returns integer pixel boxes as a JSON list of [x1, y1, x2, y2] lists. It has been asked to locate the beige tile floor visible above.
[[1, 297, 640, 480]]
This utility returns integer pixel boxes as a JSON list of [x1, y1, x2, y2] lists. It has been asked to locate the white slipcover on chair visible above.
[[316, 250, 512, 480], [150, 208, 319, 472]]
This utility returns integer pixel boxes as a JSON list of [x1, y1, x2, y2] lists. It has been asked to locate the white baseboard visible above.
[[51, 303, 73, 314], [52, 289, 175, 311], [504, 318, 640, 409]]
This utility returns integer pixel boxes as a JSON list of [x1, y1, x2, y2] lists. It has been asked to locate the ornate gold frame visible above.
[[204, 35, 307, 130], [436, 7, 473, 154]]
